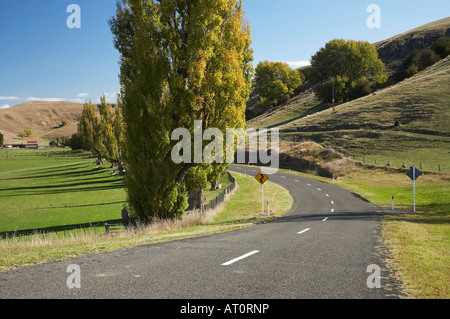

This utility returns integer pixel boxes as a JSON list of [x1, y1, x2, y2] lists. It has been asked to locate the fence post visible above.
[[105, 223, 110, 235]]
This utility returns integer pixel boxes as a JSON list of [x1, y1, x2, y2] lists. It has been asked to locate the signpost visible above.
[[255, 172, 269, 216], [406, 166, 422, 212]]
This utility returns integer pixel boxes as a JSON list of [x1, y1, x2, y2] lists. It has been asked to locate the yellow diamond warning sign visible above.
[[255, 172, 269, 185]]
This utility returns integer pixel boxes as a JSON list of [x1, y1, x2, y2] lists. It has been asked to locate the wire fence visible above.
[[185, 172, 237, 216]]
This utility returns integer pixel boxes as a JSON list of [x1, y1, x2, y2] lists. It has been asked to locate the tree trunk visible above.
[[210, 180, 218, 191], [188, 189, 206, 210]]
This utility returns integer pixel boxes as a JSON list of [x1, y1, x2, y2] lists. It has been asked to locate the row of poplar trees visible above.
[[87, 0, 254, 223], [78, 95, 124, 170]]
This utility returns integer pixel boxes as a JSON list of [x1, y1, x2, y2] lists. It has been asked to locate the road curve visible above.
[[0, 165, 402, 299]]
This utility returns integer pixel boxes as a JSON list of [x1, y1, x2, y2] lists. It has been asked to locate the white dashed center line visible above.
[[222, 250, 260, 266], [297, 228, 311, 235]]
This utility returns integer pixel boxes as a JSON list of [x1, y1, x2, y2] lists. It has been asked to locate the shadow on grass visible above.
[[36, 201, 126, 210], [384, 209, 450, 225], [0, 178, 124, 197], [0, 165, 105, 181]]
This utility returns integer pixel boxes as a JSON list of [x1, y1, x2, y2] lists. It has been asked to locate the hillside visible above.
[[247, 18, 450, 172], [375, 17, 450, 77], [0, 101, 84, 145], [278, 55, 450, 171]]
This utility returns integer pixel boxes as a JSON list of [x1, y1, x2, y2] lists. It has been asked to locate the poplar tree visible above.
[[78, 96, 124, 168], [109, 0, 253, 221], [78, 100, 104, 162], [98, 95, 122, 167]]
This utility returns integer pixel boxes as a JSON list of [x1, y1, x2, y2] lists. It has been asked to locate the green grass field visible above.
[[0, 148, 126, 232], [0, 149, 240, 233]]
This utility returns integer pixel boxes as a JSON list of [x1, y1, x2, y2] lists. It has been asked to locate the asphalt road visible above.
[[0, 165, 402, 299]]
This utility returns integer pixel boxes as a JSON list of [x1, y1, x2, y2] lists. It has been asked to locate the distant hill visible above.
[[0, 101, 84, 145], [375, 17, 450, 78]]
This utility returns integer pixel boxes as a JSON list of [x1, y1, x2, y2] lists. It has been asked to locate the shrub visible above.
[[280, 94, 290, 105], [419, 49, 439, 70], [406, 64, 419, 78], [349, 77, 372, 100], [18, 129, 32, 138], [431, 36, 450, 59], [69, 133, 88, 150]]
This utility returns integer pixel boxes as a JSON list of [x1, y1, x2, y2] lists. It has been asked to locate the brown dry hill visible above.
[[0, 101, 84, 145]]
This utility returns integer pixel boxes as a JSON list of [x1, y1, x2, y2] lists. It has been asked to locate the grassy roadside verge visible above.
[[0, 171, 293, 272], [335, 168, 449, 299], [275, 165, 449, 299]]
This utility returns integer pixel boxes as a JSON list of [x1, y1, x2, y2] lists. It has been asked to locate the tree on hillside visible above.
[[60, 119, 70, 127], [419, 48, 439, 70], [109, 0, 253, 222], [18, 129, 33, 138], [310, 39, 386, 103], [431, 36, 450, 59], [400, 38, 449, 81], [0, 132, 4, 146], [254, 61, 303, 107]]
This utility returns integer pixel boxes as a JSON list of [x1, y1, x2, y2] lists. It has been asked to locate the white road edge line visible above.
[[317, 188, 321, 191], [297, 228, 311, 235], [326, 194, 330, 197], [322, 217, 328, 221], [331, 208, 335, 213], [295, 179, 300, 182], [222, 250, 260, 266], [331, 201, 334, 205]]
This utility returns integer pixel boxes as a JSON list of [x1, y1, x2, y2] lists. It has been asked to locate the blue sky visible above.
[[1, 0, 449, 109]]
